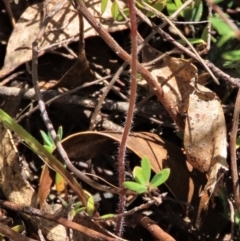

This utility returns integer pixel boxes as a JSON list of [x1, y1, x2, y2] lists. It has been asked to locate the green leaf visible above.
[[87, 195, 95, 216], [174, 0, 182, 9], [213, 0, 223, 3], [183, 0, 203, 22], [75, 207, 86, 215], [55, 171, 65, 193], [236, 136, 240, 149], [43, 145, 53, 153], [191, 0, 203, 22], [133, 166, 147, 185], [210, 16, 235, 46], [123, 181, 147, 194], [200, 26, 208, 42], [40, 130, 53, 147], [11, 225, 24, 233], [100, 213, 115, 219], [177, 38, 206, 45], [57, 126, 63, 141], [146, 1, 166, 17], [150, 168, 170, 188], [141, 156, 151, 183], [166, 0, 177, 15], [222, 50, 240, 61], [210, 16, 233, 35], [101, 0, 109, 14], [74, 202, 82, 210], [116, 8, 130, 21], [111, 0, 119, 20]]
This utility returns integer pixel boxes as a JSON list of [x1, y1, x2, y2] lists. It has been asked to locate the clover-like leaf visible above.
[[133, 166, 147, 185], [141, 156, 151, 183], [150, 168, 170, 188], [123, 181, 147, 194]]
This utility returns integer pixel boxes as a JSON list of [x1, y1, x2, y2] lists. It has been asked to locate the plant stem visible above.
[[115, 0, 138, 236]]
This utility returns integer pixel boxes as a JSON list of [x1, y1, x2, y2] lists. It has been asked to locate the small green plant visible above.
[[123, 156, 170, 194], [61, 194, 95, 219], [40, 126, 63, 152], [40, 127, 66, 192]]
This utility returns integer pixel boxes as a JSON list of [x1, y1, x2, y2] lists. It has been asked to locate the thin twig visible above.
[[230, 88, 240, 214]]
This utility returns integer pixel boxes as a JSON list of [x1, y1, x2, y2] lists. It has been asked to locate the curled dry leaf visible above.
[[0, 0, 127, 79], [48, 131, 204, 205], [142, 44, 228, 194]]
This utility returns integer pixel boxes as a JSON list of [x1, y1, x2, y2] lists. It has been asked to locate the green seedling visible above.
[[62, 194, 95, 219], [40, 127, 66, 193], [123, 156, 170, 194], [40, 126, 63, 152]]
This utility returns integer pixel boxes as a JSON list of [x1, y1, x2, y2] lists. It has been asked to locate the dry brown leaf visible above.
[[0, 0, 127, 79], [184, 93, 228, 194], [50, 131, 205, 204], [142, 44, 228, 194]]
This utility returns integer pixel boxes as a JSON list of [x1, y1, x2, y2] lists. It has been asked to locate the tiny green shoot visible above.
[[40, 126, 65, 192], [123, 156, 170, 194]]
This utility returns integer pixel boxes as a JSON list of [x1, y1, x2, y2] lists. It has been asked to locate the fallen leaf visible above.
[[0, 0, 127, 79], [184, 92, 228, 194], [142, 44, 228, 194], [49, 131, 205, 205]]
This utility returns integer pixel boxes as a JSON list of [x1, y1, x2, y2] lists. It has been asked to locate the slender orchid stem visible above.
[[116, 0, 138, 236]]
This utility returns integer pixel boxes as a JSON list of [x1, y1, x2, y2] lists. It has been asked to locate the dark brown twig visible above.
[[230, 88, 240, 214]]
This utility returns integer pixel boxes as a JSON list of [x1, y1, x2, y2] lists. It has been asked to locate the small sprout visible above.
[[123, 156, 170, 194], [40, 127, 65, 192]]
